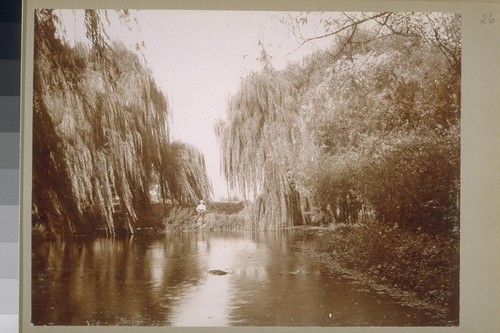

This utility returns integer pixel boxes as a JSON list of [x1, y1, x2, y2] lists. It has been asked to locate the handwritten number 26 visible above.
[[480, 13, 495, 24]]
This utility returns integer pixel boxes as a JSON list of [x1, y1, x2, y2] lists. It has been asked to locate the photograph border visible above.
[[20, 0, 500, 332]]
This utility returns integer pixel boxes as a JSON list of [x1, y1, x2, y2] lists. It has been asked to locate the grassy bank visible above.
[[161, 207, 246, 232], [161, 202, 247, 232], [296, 223, 459, 325]]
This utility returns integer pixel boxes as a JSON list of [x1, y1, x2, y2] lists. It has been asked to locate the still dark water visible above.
[[32, 231, 440, 326]]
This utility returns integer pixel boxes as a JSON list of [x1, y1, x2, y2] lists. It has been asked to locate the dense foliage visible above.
[[32, 10, 212, 237], [217, 12, 460, 233]]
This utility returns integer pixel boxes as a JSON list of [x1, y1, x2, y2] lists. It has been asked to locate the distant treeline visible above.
[[32, 10, 212, 238], [216, 12, 461, 233]]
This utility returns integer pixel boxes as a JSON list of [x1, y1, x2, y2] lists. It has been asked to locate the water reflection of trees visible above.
[[32, 235, 206, 325]]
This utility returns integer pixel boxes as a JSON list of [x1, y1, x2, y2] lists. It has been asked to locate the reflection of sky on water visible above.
[[170, 274, 231, 326], [169, 236, 265, 326], [149, 247, 167, 292]]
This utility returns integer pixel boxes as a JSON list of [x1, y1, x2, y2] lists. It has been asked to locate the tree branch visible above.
[[287, 12, 391, 55]]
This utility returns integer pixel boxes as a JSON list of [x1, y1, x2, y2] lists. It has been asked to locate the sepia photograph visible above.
[[26, 3, 464, 329]]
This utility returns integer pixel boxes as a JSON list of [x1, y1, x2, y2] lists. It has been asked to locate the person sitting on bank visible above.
[[196, 200, 207, 224]]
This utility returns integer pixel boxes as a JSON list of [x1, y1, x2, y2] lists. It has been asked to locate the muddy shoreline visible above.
[[299, 245, 456, 326]]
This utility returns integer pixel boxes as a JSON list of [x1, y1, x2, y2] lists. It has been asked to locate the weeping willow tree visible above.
[[163, 142, 213, 204], [215, 68, 310, 230], [32, 9, 212, 237]]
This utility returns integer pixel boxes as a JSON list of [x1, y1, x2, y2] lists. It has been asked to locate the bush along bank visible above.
[[162, 203, 248, 232], [298, 222, 459, 325]]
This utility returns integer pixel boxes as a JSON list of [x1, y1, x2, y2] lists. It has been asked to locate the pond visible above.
[[32, 231, 440, 326]]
